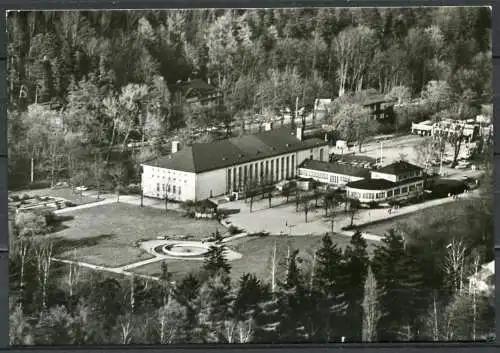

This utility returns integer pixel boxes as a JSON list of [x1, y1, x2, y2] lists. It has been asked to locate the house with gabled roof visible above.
[[169, 78, 223, 106], [141, 127, 329, 201]]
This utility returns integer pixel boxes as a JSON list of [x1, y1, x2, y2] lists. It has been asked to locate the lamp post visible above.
[[380, 141, 383, 164], [139, 166, 144, 207]]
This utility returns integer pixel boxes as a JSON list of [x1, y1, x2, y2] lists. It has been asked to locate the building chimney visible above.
[[296, 127, 303, 141], [171, 141, 181, 154], [264, 122, 273, 131]]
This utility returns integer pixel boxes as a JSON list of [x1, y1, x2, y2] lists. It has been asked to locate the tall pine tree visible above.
[[371, 229, 426, 341], [313, 235, 348, 342], [277, 249, 308, 342], [202, 229, 231, 278], [342, 230, 369, 340]]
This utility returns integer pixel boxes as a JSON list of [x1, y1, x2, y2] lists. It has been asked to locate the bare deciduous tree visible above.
[[362, 266, 381, 342], [470, 250, 481, 341], [66, 250, 81, 299], [443, 238, 467, 293], [34, 241, 53, 310], [158, 301, 179, 344], [237, 319, 254, 343], [119, 316, 133, 344], [414, 137, 440, 172], [271, 240, 277, 293], [334, 26, 376, 96]]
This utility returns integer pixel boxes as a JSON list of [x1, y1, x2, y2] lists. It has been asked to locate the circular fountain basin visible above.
[[161, 242, 210, 258]]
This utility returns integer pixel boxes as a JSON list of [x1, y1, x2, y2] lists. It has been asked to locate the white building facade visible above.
[[345, 161, 425, 204]]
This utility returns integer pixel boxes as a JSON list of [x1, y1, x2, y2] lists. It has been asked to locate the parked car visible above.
[[75, 186, 88, 192], [276, 180, 295, 191]]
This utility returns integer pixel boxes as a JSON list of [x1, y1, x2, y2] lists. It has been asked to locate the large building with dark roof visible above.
[[141, 127, 329, 201]]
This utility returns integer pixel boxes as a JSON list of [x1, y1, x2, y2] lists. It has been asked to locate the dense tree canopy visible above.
[[8, 8, 491, 187]]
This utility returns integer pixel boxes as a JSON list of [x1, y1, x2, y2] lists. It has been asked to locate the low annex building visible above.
[[345, 160, 425, 204], [141, 127, 329, 202], [297, 159, 370, 188], [411, 118, 480, 142]]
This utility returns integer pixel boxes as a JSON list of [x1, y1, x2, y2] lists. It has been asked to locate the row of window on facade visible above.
[[156, 183, 182, 195], [347, 182, 423, 200], [227, 155, 295, 192], [151, 168, 188, 178], [395, 170, 423, 181], [299, 169, 350, 184]]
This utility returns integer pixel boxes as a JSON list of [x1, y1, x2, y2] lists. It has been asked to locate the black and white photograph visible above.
[[7, 7, 494, 345]]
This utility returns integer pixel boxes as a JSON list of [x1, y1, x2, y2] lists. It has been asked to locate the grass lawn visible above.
[[360, 201, 471, 237], [131, 234, 378, 284], [50, 203, 223, 268]]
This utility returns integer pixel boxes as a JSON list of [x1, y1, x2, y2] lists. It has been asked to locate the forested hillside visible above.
[[7, 8, 492, 188]]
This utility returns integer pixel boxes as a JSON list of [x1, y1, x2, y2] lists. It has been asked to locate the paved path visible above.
[[51, 257, 162, 282], [53, 197, 116, 214], [120, 257, 167, 271], [50, 191, 184, 215], [118, 194, 182, 211], [225, 190, 480, 241]]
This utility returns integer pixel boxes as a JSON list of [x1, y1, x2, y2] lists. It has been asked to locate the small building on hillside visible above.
[[141, 127, 329, 202], [362, 95, 396, 122], [169, 78, 223, 106], [298, 159, 370, 188], [313, 98, 332, 118], [316, 90, 396, 124], [345, 160, 425, 204]]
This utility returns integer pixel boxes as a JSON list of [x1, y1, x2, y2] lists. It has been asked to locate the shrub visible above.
[[248, 231, 269, 237], [228, 225, 242, 235], [368, 201, 378, 209], [26, 180, 51, 190], [15, 211, 48, 237], [127, 183, 141, 195]]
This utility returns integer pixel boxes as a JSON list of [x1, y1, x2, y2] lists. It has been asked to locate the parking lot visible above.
[[332, 133, 483, 180]]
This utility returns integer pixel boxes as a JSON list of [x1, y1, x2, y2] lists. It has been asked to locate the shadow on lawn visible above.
[[52, 233, 116, 255], [47, 214, 75, 234]]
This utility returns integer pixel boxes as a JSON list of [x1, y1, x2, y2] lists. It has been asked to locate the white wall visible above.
[[196, 168, 226, 200], [141, 165, 157, 197], [346, 179, 424, 203], [141, 164, 196, 202], [370, 171, 397, 182], [298, 167, 364, 187], [295, 145, 327, 166]]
